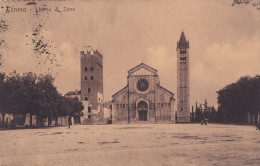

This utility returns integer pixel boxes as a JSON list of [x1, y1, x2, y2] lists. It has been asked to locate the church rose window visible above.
[[137, 78, 149, 91]]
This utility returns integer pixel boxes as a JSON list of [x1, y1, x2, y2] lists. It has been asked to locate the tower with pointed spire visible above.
[[176, 30, 190, 123]]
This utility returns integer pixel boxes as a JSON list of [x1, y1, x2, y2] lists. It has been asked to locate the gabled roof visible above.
[[112, 86, 128, 97], [128, 63, 157, 76], [157, 85, 174, 96], [65, 90, 81, 96]]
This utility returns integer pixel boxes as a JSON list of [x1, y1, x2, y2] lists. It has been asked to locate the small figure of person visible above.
[[256, 124, 260, 131], [204, 119, 208, 125], [201, 116, 205, 125], [201, 119, 204, 125], [68, 116, 72, 129]]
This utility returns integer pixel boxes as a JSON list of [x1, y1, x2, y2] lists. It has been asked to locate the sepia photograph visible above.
[[0, 0, 259, 165]]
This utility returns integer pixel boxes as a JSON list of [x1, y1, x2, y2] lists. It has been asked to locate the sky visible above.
[[0, 0, 259, 109]]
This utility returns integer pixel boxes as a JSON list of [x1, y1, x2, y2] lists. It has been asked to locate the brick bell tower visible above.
[[176, 31, 190, 123], [80, 46, 103, 123]]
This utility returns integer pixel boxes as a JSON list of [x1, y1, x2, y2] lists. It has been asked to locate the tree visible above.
[[203, 99, 211, 121], [0, 71, 85, 128], [0, 72, 6, 128], [20, 72, 41, 127], [0, 71, 25, 128], [191, 106, 195, 122], [56, 94, 68, 126], [209, 106, 217, 123], [67, 97, 84, 117], [195, 101, 201, 123], [37, 74, 58, 127], [217, 75, 260, 124]]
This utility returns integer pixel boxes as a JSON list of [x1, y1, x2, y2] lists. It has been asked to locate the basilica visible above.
[[112, 63, 175, 123], [65, 31, 190, 125]]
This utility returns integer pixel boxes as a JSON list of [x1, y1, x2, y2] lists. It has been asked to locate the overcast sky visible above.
[[1, 0, 259, 109]]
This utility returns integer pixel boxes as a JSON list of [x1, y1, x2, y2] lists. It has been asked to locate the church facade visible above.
[[112, 63, 175, 124]]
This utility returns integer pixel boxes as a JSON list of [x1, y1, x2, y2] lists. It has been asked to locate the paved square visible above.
[[0, 124, 259, 166]]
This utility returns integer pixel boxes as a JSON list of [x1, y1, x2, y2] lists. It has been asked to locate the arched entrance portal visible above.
[[137, 101, 148, 121]]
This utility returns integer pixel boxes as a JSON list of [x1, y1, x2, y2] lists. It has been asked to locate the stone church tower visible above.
[[176, 31, 190, 123], [80, 46, 104, 123]]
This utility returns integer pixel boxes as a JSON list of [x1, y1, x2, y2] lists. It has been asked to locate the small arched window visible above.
[[84, 97, 88, 101], [85, 76, 87, 80], [85, 67, 87, 71], [180, 57, 187, 63], [180, 50, 186, 55]]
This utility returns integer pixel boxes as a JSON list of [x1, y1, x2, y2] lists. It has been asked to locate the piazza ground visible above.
[[0, 124, 259, 166]]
